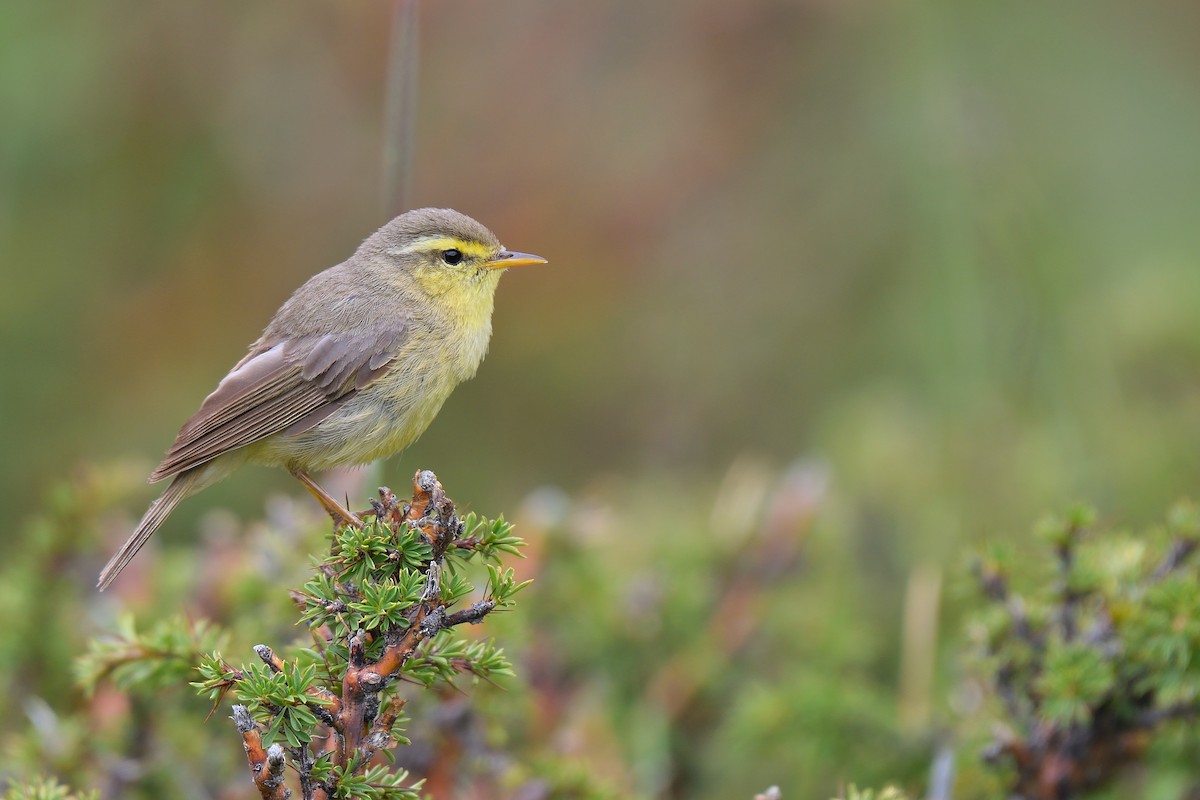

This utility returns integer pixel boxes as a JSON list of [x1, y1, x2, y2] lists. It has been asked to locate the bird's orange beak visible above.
[[483, 250, 548, 270]]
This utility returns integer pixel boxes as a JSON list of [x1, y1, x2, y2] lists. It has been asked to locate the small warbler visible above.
[[98, 208, 546, 590]]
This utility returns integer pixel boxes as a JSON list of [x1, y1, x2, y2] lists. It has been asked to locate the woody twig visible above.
[[233, 705, 290, 800]]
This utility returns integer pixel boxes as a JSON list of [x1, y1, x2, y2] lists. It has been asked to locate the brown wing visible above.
[[148, 328, 405, 481]]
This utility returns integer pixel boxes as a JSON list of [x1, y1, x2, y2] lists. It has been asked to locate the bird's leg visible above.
[[290, 468, 363, 529]]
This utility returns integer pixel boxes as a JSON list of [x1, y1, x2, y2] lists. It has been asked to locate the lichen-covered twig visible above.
[[233, 705, 290, 800]]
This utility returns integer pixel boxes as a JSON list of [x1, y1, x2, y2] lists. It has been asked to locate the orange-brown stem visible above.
[[232, 705, 290, 800]]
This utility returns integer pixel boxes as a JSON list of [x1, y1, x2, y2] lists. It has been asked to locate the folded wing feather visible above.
[[148, 327, 405, 482]]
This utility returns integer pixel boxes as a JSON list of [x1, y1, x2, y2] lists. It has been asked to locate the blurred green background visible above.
[[4, 0, 1200, 526], [5, 0, 1200, 796], [6, 0, 1200, 534]]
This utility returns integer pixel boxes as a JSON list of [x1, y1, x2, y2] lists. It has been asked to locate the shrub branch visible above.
[[233, 704, 291, 800], [191, 470, 527, 800]]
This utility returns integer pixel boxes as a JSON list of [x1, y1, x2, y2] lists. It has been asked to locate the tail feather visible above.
[[97, 470, 200, 590]]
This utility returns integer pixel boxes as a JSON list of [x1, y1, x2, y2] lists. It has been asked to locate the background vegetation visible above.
[[4, 0, 1200, 798]]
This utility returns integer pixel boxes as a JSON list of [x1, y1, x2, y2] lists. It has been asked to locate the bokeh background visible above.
[[5, 0, 1200, 797]]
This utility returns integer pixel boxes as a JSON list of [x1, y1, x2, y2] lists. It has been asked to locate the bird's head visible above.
[[364, 208, 546, 301]]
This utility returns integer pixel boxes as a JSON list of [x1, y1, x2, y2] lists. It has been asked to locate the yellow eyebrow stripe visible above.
[[394, 237, 494, 259]]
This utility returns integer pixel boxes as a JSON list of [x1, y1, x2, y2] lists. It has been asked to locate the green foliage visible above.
[[22, 459, 1200, 800], [831, 787, 908, 800], [76, 614, 226, 695], [326, 764, 420, 800], [969, 501, 1200, 797], [232, 660, 326, 748], [295, 512, 524, 663], [452, 513, 526, 563], [484, 564, 533, 609], [400, 634, 514, 688], [63, 472, 550, 799], [183, 474, 528, 797], [1, 778, 98, 800], [466, 463, 933, 799]]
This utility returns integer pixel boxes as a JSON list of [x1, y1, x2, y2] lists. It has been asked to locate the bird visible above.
[[98, 208, 546, 590]]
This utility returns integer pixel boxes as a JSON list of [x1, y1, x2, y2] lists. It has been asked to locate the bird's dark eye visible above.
[[441, 249, 463, 266]]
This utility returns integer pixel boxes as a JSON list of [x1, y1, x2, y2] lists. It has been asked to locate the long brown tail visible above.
[[97, 469, 204, 590]]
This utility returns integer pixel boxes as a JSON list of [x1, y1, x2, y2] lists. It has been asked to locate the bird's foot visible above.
[[290, 468, 363, 530]]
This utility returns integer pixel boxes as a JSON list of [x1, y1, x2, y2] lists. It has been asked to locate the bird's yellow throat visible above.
[[408, 240, 504, 328]]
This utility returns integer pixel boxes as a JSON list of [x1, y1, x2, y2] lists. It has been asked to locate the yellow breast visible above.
[[249, 266, 502, 471]]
